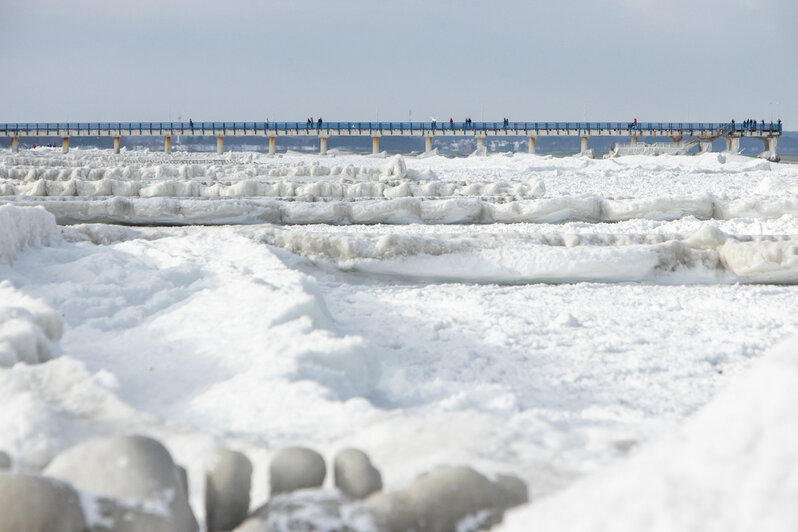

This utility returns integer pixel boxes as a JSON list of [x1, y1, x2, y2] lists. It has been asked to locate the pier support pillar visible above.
[[476, 136, 485, 151], [630, 136, 638, 145], [268, 136, 276, 155], [580, 136, 589, 154], [671, 136, 682, 144], [425, 136, 432, 153], [320, 137, 328, 155], [725, 138, 732, 152], [113, 136, 121, 154], [760, 137, 779, 161], [527, 136, 536, 154], [762, 137, 778, 153], [698, 141, 712, 153], [216, 136, 224, 155], [62, 137, 69, 154], [372, 136, 380, 154], [11, 137, 19, 153], [729, 137, 740, 153], [164, 136, 171, 154]]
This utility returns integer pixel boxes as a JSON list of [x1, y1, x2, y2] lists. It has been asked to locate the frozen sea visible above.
[[1, 147, 798, 530]]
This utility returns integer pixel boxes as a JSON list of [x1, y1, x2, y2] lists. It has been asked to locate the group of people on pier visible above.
[[732, 118, 782, 132]]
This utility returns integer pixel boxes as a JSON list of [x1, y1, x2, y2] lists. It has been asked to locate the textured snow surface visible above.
[[1, 150, 798, 528], [499, 337, 798, 532]]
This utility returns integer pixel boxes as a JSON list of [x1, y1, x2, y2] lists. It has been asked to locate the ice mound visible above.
[[9, 191, 798, 226], [719, 238, 798, 283], [0, 205, 60, 263], [3, 174, 546, 201], [262, 226, 798, 284], [0, 282, 63, 366], [499, 336, 798, 532]]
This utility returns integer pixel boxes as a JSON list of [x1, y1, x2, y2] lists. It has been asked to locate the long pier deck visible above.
[[1, 121, 783, 156]]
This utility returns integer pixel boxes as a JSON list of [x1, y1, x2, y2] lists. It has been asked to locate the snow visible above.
[[498, 337, 798, 532], [1, 148, 798, 529], [0, 281, 63, 365]]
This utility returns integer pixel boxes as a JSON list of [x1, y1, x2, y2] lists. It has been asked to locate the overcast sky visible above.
[[1, 0, 795, 125]]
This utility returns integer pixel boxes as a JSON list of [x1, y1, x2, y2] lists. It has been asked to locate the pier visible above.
[[1, 121, 783, 157]]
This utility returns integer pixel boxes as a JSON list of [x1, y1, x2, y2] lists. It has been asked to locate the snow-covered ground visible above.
[[1, 147, 798, 529]]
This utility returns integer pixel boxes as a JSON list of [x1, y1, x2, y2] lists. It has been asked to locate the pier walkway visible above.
[[1, 121, 783, 156]]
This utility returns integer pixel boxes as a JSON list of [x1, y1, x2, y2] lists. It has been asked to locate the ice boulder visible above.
[[269, 447, 326, 496], [0, 472, 86, 532], [205, 448, 252, 532], [334, 448, 382, 499], [44, 435, 198, 532], [0, 281, 64, 366], [367, 466, 527, 532]]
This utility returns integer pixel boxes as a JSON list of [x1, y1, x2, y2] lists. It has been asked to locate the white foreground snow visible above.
[[499, 337, 798, 532], [1, 149, 798, 528]]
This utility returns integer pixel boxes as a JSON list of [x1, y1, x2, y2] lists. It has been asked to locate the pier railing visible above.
[[0, 121, 784, 137]]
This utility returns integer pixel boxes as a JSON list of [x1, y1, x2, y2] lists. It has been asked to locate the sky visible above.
[[1, 0, 796, 126]]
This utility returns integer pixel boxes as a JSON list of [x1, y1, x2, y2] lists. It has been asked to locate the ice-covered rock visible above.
[[0, 450, 11, 470], [175, 464, 188, 498], [20, 450, 53, 473], [0, 472, 86, 532], [205, 448, 252, 532], [367, 466, 527, 532], [334, 448, 382, 499], [44, 435, 198, 532], [269, 447, 326, 496], [493, 474, 529, 509]]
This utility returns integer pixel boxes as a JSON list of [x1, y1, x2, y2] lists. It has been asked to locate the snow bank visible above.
[[0, 282, 63, 366], [499, 336, 798, 532], [0, 205, 60, 263]]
